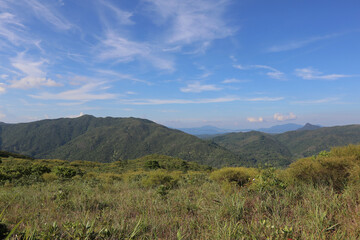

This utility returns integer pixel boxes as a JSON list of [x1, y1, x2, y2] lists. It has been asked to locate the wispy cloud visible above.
[[268, 33, 340, 52], [9, 53, 61, 89], [222, 78, 248, 84], [29, 82, 116, 102], [0, 110, 5, 120], [118, 95, 283, 105], [25, 0, 72, 30], [100, 0, 134, 25], [180, 81, 221, 93], [146, 0, 234, 46], [96, 69, 151, 85], [234, 64, 286, 80], [98, 30, 174, 70], [247, 117, 264, 123], [295, 68, 351, 80], [291, 97, 339, 104], [0, 12, 25, 45], [0, 83, 6, 94], [273, 112, 297, 121]]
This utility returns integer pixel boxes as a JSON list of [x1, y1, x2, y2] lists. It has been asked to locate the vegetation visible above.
[[0, 115, 242, 167], [212, 124, 360, 166], [1, 145, 360, 239]]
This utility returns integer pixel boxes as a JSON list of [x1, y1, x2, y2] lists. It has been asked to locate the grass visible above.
[[1, 145, 360, 239]]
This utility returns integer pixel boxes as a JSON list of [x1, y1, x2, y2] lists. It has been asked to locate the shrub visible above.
[[141, 170, 179, 189], [286, 152, 354, 191], [210, 167, 258, 187], [144, 160, 161, 170], [42, 172, 58, 182], [54, 166, 84, 179], [248, 167, 286, 192]]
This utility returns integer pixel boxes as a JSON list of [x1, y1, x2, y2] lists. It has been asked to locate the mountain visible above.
[[257, 123, 303, 134], [0, 115, 244, 167], [212, 131, 292, 166], [212, 124, 360, 165], [178, 125, 236, 135], [274, 124, 360, 159], [296, 123, 321, 131], [179, 123, 308, 136]]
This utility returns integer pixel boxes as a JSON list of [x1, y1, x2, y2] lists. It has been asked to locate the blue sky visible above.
[[0, 0, 359, 129]]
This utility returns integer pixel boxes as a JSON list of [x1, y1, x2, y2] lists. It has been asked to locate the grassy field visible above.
[[1, 145, 360, 239]]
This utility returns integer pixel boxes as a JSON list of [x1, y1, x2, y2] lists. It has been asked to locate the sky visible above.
[[0, 0, 359, 129]]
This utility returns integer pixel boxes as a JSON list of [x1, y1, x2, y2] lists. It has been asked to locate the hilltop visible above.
[[0, 115, 243, 167]]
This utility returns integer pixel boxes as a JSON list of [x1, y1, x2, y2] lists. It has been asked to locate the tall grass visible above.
[[0, 145, 360, 239]]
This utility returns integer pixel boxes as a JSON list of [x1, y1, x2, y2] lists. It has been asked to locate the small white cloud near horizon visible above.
[[295, 67, 351, 80], [247, 117, 264, 123], [180, 81, 222, 93], [273, 112, 297, 121], [0, 111, 5, 120], [67, 112, 85, 118]]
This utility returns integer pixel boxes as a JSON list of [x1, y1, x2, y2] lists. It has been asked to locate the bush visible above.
[[286, 150, 356, 191], [141, 170, 179, 189], [248, 167, 286, 192], [210, 167, 258, 187], [54, 166, 84, 179]]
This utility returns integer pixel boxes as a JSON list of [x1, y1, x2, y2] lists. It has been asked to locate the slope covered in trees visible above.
[[0, 115, 243, 167]]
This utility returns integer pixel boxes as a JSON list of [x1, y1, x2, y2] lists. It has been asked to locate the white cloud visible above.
[[1, 74, 9, 79], [234, 64, 285, 80], [100, 0, 134, 25], [146, 0, 234, 45], [273, 112, 297, 121], [247, 117, 264, 123], [118, 95, 283, 105], [180, 81, 221, 93], [98, 31, 174, 71], [96, 69, 151, 85], [25, 0, 72, 30], [268, 33, 339, 52], [30, 82, 116, 102], [9, 53, 61, 89], [222, 78, 248, 84], [0, 83, 6, 94], [0, 12, 25, 45], [291, 97, 339, 104], [245, 97, 284, 102], [0, 111, 5, 120], [67, 112, 85, 118], [295, 67, 351, 80]]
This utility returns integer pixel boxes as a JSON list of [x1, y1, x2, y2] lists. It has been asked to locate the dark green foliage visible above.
[[54, 166, 84, 179], [0, 150, 33, 160], [0, 115, 243, 167], [144, 160, 161, 170], [212, 131, 292, 167], [212, 124, 360, 166]]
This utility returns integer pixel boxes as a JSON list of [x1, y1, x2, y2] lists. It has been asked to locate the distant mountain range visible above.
[[179, 123, 320, 136], [0, 115, 358, 167]]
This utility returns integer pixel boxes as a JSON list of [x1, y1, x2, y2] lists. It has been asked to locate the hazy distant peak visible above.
[[296, 123, 321, 131]]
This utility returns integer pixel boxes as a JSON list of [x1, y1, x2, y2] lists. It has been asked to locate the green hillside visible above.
[[212, 124, 360, 165], [0, 115, 243, 167], [274, 124, 360, 159], [212, 131, 292, 166]]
